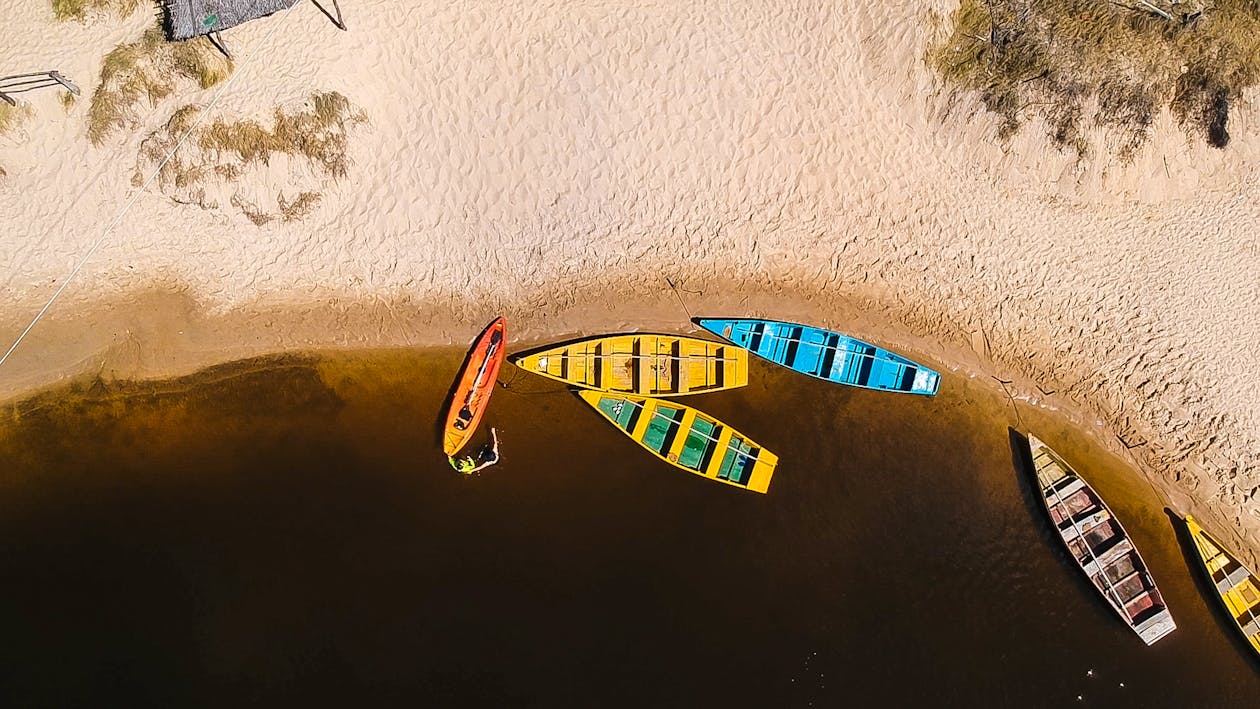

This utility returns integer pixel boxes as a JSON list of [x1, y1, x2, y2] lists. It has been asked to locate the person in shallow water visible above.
[[448, 428, 500, 474]]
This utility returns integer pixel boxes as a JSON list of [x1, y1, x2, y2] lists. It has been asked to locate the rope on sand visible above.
[[665, 277, 695, 325]]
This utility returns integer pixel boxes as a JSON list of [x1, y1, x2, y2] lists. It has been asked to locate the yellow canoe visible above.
[[579, 391, 777, 493], [512, 334, 748, 396], [1185, 514, 1260, 659]]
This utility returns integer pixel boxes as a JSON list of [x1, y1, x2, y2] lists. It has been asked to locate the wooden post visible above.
[[48, 71, 80, 96], [205, 31, 232, 59], [0, 71, 78, 102], [311, 0, 347, 30]]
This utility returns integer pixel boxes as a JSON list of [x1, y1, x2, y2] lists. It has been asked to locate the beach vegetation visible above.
[[279, 191, 323, 221], [928, 0, 1260, 157], [0, 102, 31, 136], [1, 102, 34, 175], [232, 196, 275, 226], [51, 0, 140, 22], [134, 92, 364, 224], [198, 91, 367, 178], [227, 191, 322, 225], [88, 28, 233, 145]]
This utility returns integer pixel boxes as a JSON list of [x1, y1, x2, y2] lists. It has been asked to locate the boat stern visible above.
[[1136, 610, 1177, 646], [910, 367, 941, 395], [745, 450, 778, 494]]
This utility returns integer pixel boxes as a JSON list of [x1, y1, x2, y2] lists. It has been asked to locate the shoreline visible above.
[[3, 1, 1258, 573], [3, 279, 1257, 570]]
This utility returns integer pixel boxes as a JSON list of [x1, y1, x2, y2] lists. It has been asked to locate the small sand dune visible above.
[[0, 1, 1257, 563]]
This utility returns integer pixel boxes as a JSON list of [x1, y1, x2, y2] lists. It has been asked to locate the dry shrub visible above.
[[199, 91, 367, 178], [231, 191, 322, 224], [0, 102, 31, 136], [51, 0, 139, 22], [1, 103, 34, 175], [928, 0, 1260, 156], [279, 191, 322, 221], [133, 105, 207, 204], [88, 28, 233, 145], [232, 195, 275, 226], [134, 92, 364, 224]]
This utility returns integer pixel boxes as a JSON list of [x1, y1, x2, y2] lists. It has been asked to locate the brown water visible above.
[[1, 349, 1258, 707]]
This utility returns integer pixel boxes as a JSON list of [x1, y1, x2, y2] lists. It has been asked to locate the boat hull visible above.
[[579, 391, 777, 493], [443, 318, 506, 455], [1027, 435, 1175, 645], [1184, 515, 1260, 659], [695, 318, 939, 395], [512, 334, 748, 396]]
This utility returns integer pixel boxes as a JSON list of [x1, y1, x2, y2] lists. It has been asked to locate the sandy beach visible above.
[[2, 1, 1258, 564]]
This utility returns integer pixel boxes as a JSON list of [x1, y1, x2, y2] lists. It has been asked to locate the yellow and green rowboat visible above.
[[512, 334, 748, 396], [579, 391, 777, 493], [1185, 514, 1260, 659]]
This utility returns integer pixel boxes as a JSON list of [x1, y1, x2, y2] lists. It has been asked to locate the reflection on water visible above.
[[1, 348, 1257, 707]]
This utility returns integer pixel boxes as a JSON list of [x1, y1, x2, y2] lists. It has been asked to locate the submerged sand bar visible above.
[[1, 2, 1258, 561]]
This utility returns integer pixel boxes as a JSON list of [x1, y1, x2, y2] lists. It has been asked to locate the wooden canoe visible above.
[[1184, 514, 1260, 659], [1028, 435, 1176, 645], [512, 333, 748, 396], [443, 317, 506, 455], [696, 318, 939, 395], [579, 391, 777, 493]]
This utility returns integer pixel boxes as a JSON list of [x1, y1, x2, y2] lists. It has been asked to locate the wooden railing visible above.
[[0, 71, 79, 106]]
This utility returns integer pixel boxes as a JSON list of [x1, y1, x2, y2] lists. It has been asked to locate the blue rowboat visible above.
[[695, 318, 940, 395]]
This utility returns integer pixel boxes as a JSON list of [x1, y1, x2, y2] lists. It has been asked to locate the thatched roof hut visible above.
[[160, 0, 301, 41]]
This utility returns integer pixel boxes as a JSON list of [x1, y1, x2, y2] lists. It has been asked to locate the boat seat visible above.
[[1102, 557, 1139, 584], [1085, 523, 1124, 553], [1047, 476, 1086, 499], [1216, 564, 1252, 593], [1113, 571, 1148, 602], [1131, 602, 1171, 627], [1124, 591, 1156, 616], [1060, 504, 1104, 530], [897, 364, 917, 391], [1079, 537, 1132, 575]]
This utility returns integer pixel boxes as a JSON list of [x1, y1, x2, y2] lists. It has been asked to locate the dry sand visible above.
[[1, 1, 1258, 563]]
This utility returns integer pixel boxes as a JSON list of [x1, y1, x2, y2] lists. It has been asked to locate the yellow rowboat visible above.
[[1184, 514, 1260, 659], [512, 334, 748, 396], [579, 391, 777, 493]]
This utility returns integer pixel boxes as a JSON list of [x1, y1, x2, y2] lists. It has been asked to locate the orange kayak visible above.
[[443, 317, 506, 455]]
